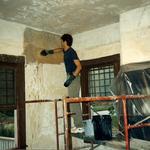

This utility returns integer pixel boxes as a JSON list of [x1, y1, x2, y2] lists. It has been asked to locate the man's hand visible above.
[[40, 49, 54, 56], [64, 74, 76, 87]]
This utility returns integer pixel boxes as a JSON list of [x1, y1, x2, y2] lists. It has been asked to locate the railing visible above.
[[63, 95, 150, 150], [0, 136, 15, 150]]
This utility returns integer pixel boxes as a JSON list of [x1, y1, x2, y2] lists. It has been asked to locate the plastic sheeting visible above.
[[110, 61, 150, 140]]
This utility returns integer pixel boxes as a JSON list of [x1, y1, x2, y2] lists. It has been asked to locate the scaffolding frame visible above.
[[63, 95, 150, 150]]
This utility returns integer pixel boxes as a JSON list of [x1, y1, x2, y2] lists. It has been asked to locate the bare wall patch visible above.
[[23, 28, 63, 64]]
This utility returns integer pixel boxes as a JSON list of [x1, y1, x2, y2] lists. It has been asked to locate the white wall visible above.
[[0, 19, 25, 55], [120, 5, 150, 65], [73, 23, 121, 60]]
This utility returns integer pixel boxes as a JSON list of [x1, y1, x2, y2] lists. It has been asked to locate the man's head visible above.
[[61, 34, 73, 48]]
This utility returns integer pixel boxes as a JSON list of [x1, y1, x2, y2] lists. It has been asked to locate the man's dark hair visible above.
[[61, 34, 73, 46]]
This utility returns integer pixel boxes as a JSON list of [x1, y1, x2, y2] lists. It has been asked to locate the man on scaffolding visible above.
[[40, 33, 84, 133]]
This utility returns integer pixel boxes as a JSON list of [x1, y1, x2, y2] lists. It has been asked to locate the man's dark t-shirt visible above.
[[63, 47, 79, 74]]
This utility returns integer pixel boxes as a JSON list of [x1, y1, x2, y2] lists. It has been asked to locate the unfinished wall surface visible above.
[[120, 5, 150, 65], [24, 28, 63, 64], [25, 63, 67, 150], [23, 27, 67, 149], [25, 62, 68, 149], [73, 23, 121, 60], [26, 102, 57, 149]]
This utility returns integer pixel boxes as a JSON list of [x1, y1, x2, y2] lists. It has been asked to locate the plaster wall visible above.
[[25, 62, 67, 149], [23, 24, 67, 149], [120, 5, 150, 65], [0, 19, 25, 55], [73, 23, 121, 60]]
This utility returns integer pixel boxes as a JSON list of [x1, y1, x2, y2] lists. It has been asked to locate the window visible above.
[[81, 54, 120, 118], [0, 68, 16, 105], [88, 65, 115, 96], [0, 68, 16, 146], [0, 55, 26, 149]]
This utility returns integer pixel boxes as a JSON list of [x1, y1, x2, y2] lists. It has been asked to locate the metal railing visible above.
[[0, 136, 15, 150], [63, 95, 150, 150]]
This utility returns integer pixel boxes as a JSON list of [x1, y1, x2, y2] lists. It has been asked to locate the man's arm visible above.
[[73, 59, 82, 77], [53, 48, 63, 53], [40, 48, 63, 56]]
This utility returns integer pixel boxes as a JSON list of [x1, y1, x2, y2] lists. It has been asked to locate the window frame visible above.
[[0, 54, 26, 149], [80, 54, 120, 119]]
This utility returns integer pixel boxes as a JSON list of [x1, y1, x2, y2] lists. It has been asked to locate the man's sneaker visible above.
[[71, 127, 84, 134]]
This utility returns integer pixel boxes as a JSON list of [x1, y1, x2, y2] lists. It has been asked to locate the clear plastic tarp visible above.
[[110, 61, 150, 140]]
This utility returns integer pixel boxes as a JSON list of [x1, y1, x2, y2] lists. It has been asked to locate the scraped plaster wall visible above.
[[120, 5, 150, 65], [25, 63, 68, 150], [24, 28, 67, 149]]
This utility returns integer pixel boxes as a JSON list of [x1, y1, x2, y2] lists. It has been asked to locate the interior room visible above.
[[0, 0, 150, 149]]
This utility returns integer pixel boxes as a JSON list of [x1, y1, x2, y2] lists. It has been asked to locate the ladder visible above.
[[54, 99, 66, 150], [54, 99, 93, 150]]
